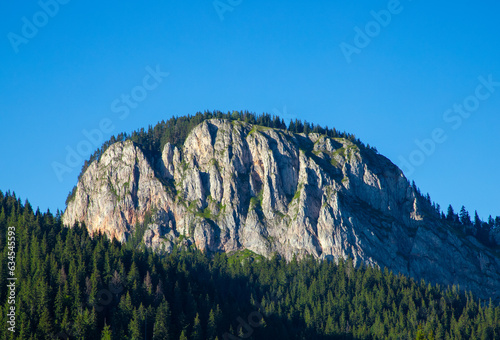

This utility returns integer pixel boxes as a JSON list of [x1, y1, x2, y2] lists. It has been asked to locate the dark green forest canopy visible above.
[[1, 191, 499, 339]]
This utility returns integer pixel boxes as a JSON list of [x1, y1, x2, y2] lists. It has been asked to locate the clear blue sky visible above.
[[1, 0, 499, 219]]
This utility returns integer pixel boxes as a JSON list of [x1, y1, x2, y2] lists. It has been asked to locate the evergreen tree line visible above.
[[410, 182, 500, 249], [1, 191, 499, 339], [442, 204, 500, 247]]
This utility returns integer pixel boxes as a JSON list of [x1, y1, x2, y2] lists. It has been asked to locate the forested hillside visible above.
[[1, 191, 499, 339]]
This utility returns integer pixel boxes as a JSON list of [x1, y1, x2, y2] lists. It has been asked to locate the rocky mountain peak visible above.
[[63, 118, 500, 301]]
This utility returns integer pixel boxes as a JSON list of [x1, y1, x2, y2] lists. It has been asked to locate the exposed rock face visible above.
[[63, 119, 500, 301], [63, 140, 176, 242]]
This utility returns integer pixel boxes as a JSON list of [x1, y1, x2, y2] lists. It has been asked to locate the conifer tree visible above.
[[179, 330, 188, 340], [129, 308, 142, 340], [153, 300, 171, 340], [101, 321, 112, 340], [459, 206, 471, 225], [191, 313, 203, 340], [207, 308, 217, 340]]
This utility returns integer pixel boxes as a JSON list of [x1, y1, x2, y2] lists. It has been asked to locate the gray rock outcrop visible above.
[[63, 119, 500, 301]]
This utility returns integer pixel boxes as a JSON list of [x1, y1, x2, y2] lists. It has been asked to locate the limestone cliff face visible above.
[[63, 119, 500, 301]]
